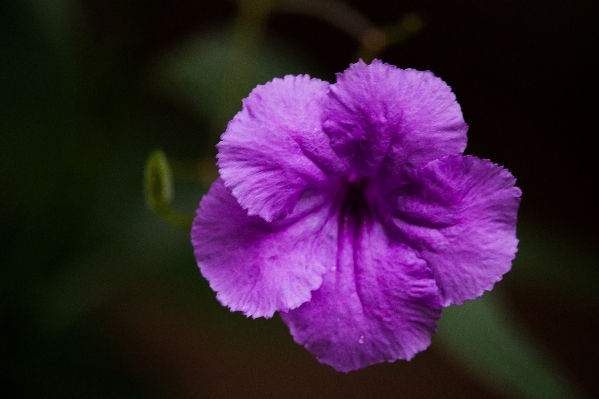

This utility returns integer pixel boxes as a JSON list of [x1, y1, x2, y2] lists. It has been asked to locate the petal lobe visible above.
[[218, 75, 345, 222], [192, 179, 337, 318], [282, 206, 441, 372], [386, 155, 521, 306]]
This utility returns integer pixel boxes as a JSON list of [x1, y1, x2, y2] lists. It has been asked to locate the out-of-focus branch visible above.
[[276, 0, 424, 62], [211, 0, 276, 137], [276, 0, 376, 42]]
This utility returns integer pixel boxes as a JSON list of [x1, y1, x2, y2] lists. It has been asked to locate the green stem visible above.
[[144, 149, 195, 230]]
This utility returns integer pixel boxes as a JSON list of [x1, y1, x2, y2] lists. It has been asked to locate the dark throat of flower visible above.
[[338, 177, 373, 262]]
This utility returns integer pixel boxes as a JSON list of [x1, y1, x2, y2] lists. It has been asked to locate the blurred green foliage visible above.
[[1, 0, 597, 398]]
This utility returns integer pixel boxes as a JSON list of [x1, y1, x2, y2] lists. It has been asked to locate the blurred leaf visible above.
[[511, 221, 599, 305], [437, 289, 590, 399], [25, 0, 81, 54], [436, 218, 598, 399], [149, 25, 323, 136]]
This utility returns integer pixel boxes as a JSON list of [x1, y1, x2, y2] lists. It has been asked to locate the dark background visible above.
[[2, 0, 598, 398]]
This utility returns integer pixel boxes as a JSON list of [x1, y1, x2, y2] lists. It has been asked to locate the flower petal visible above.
[[191, 179, 338, 318], [281, 215, 441, 372], [218, 75, 347, 222], [322, 59, 468, 177], [386, 155, 521, 306]]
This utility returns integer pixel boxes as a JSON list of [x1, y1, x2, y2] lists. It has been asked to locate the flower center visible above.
[[340, 177, 370, 229]]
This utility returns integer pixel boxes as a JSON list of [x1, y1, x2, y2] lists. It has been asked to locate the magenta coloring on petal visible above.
[[191, 59, 521, 372]]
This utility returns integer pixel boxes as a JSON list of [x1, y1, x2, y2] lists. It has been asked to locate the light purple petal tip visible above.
[[218, 75, 346, 222], [192, 179, 337, 318]]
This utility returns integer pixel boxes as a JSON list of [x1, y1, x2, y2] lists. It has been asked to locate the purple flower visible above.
[[191, 59, 521, 372]]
